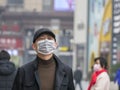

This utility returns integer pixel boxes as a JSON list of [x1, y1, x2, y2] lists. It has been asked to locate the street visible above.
[[75, 81, 118, 90]]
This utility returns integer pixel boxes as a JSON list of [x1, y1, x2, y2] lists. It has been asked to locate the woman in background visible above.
[[87, 57, 110, 90]]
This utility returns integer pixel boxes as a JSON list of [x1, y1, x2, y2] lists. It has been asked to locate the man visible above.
[[87, 57, 110, 90], [0, 50, 16, 90], [74, 66, 83, 90], [12, 28, 75, 90]]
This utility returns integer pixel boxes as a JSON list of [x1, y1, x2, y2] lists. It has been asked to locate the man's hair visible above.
[[0, 50, 10, 60], [94, 57, 108, 69]]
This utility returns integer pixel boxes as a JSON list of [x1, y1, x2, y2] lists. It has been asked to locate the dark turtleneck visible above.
[[38, 56, 56, 90]]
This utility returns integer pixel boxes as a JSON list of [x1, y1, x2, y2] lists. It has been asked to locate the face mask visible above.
[[93, 64, 100, 71], [37, 39, 56, 55]]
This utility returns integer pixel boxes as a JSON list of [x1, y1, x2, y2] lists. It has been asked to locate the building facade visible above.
[[0, 0, 74, 67]]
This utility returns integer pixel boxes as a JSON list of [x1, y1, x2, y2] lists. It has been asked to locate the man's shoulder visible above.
[[58, 59, 72, 72], [54, 55, 72, 71], [55, 57, 71, 68], [63, 63, 72, 70]]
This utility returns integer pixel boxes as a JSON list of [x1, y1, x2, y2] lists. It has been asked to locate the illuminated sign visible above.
[[54, 0, 74, 11], [0, 37, 23, 49], [112, 0, 120, 63]]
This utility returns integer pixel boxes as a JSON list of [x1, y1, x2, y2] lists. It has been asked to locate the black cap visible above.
[[33, 28, 56, 43]]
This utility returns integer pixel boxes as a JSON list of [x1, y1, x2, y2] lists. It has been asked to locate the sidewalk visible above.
[[75, 80, 88, 90], [110, 81, 118, 90], [75, 81, 118, 90]]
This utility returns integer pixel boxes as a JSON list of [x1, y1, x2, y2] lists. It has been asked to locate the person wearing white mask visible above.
[[87, 57, 110, 90], [12, 28, 75, 90]]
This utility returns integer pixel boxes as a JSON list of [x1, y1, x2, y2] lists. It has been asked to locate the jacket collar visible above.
[[32, 54, 65, 70], [32, 54, 66, 90]]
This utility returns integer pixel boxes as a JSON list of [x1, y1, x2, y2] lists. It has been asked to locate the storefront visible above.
[[0, 23, 23, 67], [88, 0, 112, 71]]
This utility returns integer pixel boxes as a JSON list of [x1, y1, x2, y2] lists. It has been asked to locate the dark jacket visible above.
[[0, 60, 16, 90], [74, 69, 82, 83], [12, 54, 75, 90]]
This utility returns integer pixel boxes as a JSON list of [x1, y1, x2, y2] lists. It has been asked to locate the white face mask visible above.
[[93, 64, 100, 71], [37, 39, 56, 55]]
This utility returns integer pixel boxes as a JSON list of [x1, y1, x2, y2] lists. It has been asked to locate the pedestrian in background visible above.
[[12, 28, 75, 90], [74, 66, 83, 90], [114, 68, 120, 90], [0, 50, 16, 90], [87, 57, 110, 90]]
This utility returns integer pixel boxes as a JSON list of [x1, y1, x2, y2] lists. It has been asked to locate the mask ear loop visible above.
[[55, 43, 59, 49]]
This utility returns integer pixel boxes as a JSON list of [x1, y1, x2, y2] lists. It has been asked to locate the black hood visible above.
[[0, 60, 16, 75]]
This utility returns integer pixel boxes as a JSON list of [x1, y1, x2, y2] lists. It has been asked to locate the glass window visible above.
[[42, 0, 52, 11], [7, 0, 23, 5], [7, 0, 23, 10]]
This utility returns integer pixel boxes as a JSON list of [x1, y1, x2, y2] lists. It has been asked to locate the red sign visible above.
[[0, 37, 23, 49], [11, 24, 20, 31], [1, 24, 20, 32], [1, 24, 8, 31]]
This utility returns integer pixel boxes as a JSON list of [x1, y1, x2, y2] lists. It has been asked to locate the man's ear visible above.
[[32, 43, 36, 50], [55, 42, 58, 48]]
